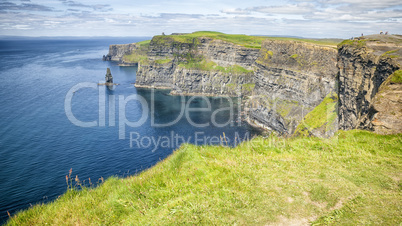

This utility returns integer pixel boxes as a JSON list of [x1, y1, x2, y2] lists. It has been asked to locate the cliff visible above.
[[103, 43, 138, 62], [107, 32, 401, 136], [248, 40, 338, 135], [337, 35, 401, 134], [135, 34, 259, 96]]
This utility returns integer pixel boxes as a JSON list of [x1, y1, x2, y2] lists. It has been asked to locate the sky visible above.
[[0, 0, 401, 38]]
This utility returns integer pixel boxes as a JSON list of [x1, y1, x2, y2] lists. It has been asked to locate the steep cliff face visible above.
[[145, 36, 259, 68], [108, 32, 402, 136], [198, 38, 259, 69], [137, 62, 253, 96], [248, 40, 338, 134], [337, 35, 401, 132], [370, 71, 402, 134], [135, 36, 257, 96], [103, 43, 138, 62]]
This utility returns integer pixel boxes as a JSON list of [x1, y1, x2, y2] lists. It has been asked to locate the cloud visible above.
[[159, 13, 205, 19], [58, 0, 113, 12], [0, 1, 55, 11], [319, 0, 402, 10], [59, 0, 91, 8], [92, 4, 113, 12], [220, 8, 250, 15], [249, 3, 316, 15], [0, 0, 400, 38], [306, 8, 402, 22]]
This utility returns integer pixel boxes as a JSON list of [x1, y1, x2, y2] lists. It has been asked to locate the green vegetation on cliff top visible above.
[[122, 39, 150, 64], [338, 35, 402, 49], [122, 31, 341, 64], [152, 31, 340, 49], [152, 31, 266, 48], [136, 40, 151, 46], [338, 39, 370, 49], [7, 130, 401, 225]]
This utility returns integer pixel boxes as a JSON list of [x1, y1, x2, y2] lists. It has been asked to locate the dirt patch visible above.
[[267, 215, 313, 226]]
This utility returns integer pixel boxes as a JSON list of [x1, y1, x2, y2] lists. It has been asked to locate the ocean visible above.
[[0, 38, 261, 223]]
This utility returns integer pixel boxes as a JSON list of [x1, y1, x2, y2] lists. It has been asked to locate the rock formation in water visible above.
[[105, 68, 113, 84], [105, 32, 402, 136]]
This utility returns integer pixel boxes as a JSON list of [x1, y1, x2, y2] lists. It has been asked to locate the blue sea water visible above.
[[0, 38, 261, 223]]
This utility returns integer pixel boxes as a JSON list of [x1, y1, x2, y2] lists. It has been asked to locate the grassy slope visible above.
[[391, 70, 402, 84], [294, 92, 338, 137], [7, 131, 401, 225]]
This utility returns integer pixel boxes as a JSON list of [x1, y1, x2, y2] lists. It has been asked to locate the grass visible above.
[[382, 49, 399, 58], [122, 40, 151, 64], [152, 31, 340, 49], [154, 31, 266, 49], [154, 58, 172, 64], [123, 52, 148, 64], [242, 83, 255, 93], [266, 37, 340, 47], [390, 70, 402, 84], [294, 92, 338, 137], [136, 40, 151, 46], [178, 60, 254, 75], [337, 39, 377, 49], [6, 130, 401, 225]]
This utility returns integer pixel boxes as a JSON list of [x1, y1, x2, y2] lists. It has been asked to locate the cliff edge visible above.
[[106, 32, 401, 136], [337, 34, 401, 134], [249, 40, 338, 135]]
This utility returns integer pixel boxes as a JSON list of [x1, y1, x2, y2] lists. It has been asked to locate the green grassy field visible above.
[[152, 31, 340, 49], [6, 130, 401, 225], [122, 32, 341, 65]]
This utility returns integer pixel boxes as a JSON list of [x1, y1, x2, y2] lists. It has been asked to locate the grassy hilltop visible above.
[[6, 130, 401, 225], [123, 31, 341, 73], [149, 31, 340, 48]]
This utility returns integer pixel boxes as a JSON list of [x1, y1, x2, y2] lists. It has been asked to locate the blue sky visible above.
[[0, 0, 401, 38]]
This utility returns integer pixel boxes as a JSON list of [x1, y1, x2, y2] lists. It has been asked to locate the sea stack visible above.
[[105, 68, 113, 85]]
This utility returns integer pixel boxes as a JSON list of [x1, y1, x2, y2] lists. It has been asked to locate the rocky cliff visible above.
[[337, 35, 402, 134], [103, 43, 138, 63], [106, 32, 401, 136], [135, 35, 258, 96], [248, 40, 338, 135]]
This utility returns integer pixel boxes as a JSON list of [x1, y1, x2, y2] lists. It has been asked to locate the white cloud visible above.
[[0, 0, 400, 38], [319, 0, 401, 10], [249, 3, 316, 15], [220, 8, 250, 15]]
